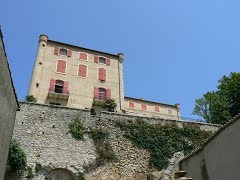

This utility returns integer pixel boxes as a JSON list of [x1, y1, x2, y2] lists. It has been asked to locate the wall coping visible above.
[[101, 111, 222, 127]]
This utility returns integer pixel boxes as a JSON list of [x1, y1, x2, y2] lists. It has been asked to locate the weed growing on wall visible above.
[[35, 163, 42, 173], [8, 140, 27, 173], [25, 95, 37, 102], [68, 117, 84, 140], [116, 120, 213, 170]]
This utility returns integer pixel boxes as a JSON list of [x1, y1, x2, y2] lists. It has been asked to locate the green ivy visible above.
[[103, 99, 117, 112], [68, 117, 84, 140], [116, 120, 213, 170], [26, 166, 34, 179], [8, 140, 27, 173], [90, 128, 117, 165]]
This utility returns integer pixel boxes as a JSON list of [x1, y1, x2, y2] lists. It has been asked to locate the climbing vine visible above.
[[116, 120, 213, 170], [8, 140, 27, 172], [68, 117, 84, 140]]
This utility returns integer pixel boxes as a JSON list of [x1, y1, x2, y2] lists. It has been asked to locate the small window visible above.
[[99, 57, 106, 64], [79, 52, 88, 61], [141, 104, 147, 110], [78, 64, 87, 78], [59, 48, 68, 56], [98, 68, 106, 81], [55, 80, 64, 93], [154, 106, 160, 112], [129, 101, 135, 108], [56, 60, 67, 73]]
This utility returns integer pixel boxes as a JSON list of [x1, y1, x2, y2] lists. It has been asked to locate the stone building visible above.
[[0, 27, 19, 180], [28, 34, 180, 119]]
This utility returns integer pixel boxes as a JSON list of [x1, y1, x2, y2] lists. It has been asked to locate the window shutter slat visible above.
[[94, 55, 99, 63], [49, 78, 55, 92], [106, 58, 110, 65], [67, 50, 72, 57], [106, 89, 111, 99], [54, 47, 59, 55], [63, 81, 69, 94], [94, 86, 98, 99]]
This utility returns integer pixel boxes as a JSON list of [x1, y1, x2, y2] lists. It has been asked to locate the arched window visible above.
[[55, 80, 64, 93]]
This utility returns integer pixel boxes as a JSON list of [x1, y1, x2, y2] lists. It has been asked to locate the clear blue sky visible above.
[[1, 0, 240, 119]]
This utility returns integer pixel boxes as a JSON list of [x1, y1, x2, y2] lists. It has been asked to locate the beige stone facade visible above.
[[28, 34, 180, 119]]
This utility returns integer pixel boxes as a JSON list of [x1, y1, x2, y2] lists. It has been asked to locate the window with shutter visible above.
[[94, 55, 99, 63], [154, 106, 160, 112], [141, 104, 147, 110], [54, 47, 59, 55], [56, 60, 67, 73], [59, 48, 68, 56], [129, 102, 134, 108], [67, 50, 72, 57], [79, 52, 88, 61], [98, 88, 107, 101], [98, 68, 106, 81], [49, 78, 55, 92], [106, 89, 111, 99], [94, 86, 98, 99], [78, 64, 87, 78]]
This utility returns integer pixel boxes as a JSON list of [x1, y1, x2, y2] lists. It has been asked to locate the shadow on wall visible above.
[[46, 168, 75, 180]]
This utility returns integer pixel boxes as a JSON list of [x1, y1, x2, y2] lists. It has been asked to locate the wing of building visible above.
[[28, 35, 180, 120]]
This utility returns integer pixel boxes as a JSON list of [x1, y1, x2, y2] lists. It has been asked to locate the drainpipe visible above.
[[117, 53, 124, 112]]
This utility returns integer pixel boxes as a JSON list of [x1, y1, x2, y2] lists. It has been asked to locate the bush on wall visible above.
[[8, 140, 27, 173], [68, 117, 84, 140], [116, 120, 213, 170]]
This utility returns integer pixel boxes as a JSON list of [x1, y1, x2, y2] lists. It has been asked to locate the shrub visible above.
[[8, 140, 27, 172], [25, 95, 37, 102], [26, 166, 34, 179], [103, 99, 117, 112], [35, 163, 42, 173], [69, 117, 84, 140]]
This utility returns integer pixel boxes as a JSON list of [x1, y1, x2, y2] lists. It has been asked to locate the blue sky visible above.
[[1, 0, 240, 119]]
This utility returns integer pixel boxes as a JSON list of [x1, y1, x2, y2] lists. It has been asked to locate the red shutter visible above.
[[94, 86, 98, 99], [79, 53, 88, 60], [98, 68, 106, 81], [78, 65, 87, 77], [67, 50, 72, 57], [57, 60, 66, 73], [141, 104, 147, 110], [94, 55, 99, 63], [54, 47, 59, 55], [106, 58, 110, 65], [155, 106, 160, 112], [49, 78, 55, 92], [129, 102, 134, 108], [102, 69, 106, 81], [106, 89, 111, 99], [63, 81, 69, 94]]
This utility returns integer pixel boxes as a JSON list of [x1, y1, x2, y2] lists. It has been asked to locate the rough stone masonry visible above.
[[6, 102, 221, 180]]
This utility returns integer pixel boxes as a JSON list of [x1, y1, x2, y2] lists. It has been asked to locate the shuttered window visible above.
[[79, 52, 88, 61], [94, 55, 110, 65], [78, 64, 87, 78], [49, 79, 69, 95], [129, 102, 134, 108], [54, 47, 72, 57], [93, 87, 111, 101], [141, 104, 147, 110], [154, 106, 160, 112], [98, 68, 106, 81], [56, 60, 66, 73]]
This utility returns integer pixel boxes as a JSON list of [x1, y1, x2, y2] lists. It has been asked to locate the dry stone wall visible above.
[[7, 102, 221, 180]]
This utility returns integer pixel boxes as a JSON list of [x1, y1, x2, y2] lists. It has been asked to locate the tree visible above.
[[103, 99, 117, 112], [193, 72, 240, 124]]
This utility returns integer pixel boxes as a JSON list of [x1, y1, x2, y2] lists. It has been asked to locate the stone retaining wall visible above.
[[6, 102, 221, 180]]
